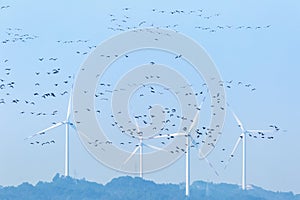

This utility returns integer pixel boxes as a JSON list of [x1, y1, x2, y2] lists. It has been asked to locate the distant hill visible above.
[[0, 174, 299, 200]]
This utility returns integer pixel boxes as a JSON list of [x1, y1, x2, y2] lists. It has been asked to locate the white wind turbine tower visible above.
[[227, 106, 274, 190], [185, 109, 198, 197], [25, 90, 74, 177]]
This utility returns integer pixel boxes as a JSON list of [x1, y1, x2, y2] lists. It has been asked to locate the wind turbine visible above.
[[150, 97, 218, 197], [25, 90, 74, 177], [122, 118, 165, 178], [226, 106, 274, 190], [149, 112, 198, 196], [152, 110, 219, 197]]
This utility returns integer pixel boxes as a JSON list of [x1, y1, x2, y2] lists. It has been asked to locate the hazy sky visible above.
[[0, 0, 299, 195]]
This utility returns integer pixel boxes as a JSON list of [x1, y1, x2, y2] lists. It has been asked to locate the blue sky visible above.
[[0, 0, 299, 194]]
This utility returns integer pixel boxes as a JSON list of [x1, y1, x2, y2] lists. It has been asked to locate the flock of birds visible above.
[[1, 28, 39, 44], [0, 5, 282, 176], [88, 70, 281, 160], [0, 57, 73, 116], [106, 8, 271, 34], [222, 80, 257, 92]]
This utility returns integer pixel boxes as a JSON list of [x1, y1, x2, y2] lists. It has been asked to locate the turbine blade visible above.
[[25, 122, 65, 140], [187, 97, 205, 133], [202, 153, 220, 177], [188, 110, 199, 133], [123, 146, 140, 165], [198, 96, 206, 110], [229, 134, 243, 157], [229, 108, 245, 132], [66, 92, 72, 120], [224, 134, 243, 169], [143, 143, 167, 152], [190, 136, 219, 176], [133, 117, 141, 134], [79, 132, 99, 146], [80, 132, 91, 141]]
